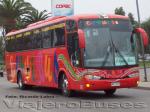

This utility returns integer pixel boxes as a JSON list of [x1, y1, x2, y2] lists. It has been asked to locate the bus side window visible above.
[[11, 38, 16, 52], [54, 27, 65, 46], [31, 34, 36, 49], [51, 30, 54, 47], [24, 34, 32, 50], [17, 37, 24, 51], [43, 30, 52, 48], [37, 32, 42, 48]]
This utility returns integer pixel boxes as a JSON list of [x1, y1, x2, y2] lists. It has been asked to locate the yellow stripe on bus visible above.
[[6, 23, 65, 38], [34, 30, 40, 34], [24, 32, 31, 36], [42, 23, 65, 32], [11, 36, 15, 39], [42, 27, 50, 32], [16, 34, 22, 38]]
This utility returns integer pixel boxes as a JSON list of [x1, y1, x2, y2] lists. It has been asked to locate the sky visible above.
[[25, 0, 150, 21]]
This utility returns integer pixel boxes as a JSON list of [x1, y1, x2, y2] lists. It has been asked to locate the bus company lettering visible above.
[[56, 4, 71, 8]]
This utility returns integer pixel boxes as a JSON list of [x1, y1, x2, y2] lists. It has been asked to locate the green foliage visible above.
[[139, 60, 150, 68], [141, 18, 150, 38], [115, 7, 125, 16], [128, 13, 139, 27], [0, 0, 35, 33], [0, 0, 50, 32], [22, 10, 49, 27], [114, 7, 139, 27], [0, 0, 50, 58], [141, 18, 150, 53], [128, 13, 135, 24]]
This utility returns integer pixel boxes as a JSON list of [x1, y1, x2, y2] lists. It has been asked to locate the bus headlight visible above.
[[128, 73, 139, 78], [85, 75, 103, 80]]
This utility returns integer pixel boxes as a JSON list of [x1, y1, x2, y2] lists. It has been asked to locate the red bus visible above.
[[5, 14, 149, 96]]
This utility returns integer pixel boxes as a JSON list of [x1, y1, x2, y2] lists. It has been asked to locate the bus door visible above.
[[67, 33, 80, 67]]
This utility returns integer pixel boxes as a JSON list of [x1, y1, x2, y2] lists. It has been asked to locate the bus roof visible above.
[[6, 14, 128, 37]]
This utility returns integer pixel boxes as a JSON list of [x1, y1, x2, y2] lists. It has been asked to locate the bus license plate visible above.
[[111, 82, 120, 87]]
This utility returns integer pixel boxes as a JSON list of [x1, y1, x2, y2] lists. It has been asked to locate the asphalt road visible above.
[[0, 76, 150, 112]]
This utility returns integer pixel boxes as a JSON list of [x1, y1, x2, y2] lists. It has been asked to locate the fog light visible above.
[[86, 84, 90, 88], [26, 76, 30, 80]]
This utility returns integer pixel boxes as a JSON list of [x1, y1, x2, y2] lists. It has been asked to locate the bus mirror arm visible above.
[[134, 28, 149, 47], [78, 29, 86, 49]]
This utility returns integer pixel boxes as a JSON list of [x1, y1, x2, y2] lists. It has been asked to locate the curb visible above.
[[140, 67, 150, 69], [134, 87, 150, 90]]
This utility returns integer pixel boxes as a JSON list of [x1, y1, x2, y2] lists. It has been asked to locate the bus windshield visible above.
[[79, 19, 138, 68]]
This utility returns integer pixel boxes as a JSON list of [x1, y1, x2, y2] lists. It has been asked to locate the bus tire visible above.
[[17, 72, 27, 90], [60, 74, 73, 97], [104, 89, 116, 96]]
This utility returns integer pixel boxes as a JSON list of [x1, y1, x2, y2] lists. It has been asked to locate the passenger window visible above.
[[11, 37, 16, 52], [54, 27, 65, 46], [16, 37, 24, 51], [36, 32, 42, 48], [33, 30, 42, 49], [24, 35, 32, 50], [43, 30, 52, 48]]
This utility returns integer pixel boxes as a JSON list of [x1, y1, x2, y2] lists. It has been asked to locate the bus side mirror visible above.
[[78, 29, 86, 49], [134, 28, 149, 47]]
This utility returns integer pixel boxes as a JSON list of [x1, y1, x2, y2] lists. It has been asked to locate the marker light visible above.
[[86, 84, 90, 88]]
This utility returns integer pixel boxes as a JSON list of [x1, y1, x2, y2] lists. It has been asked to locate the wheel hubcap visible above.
[[62, 77, 68, 93], [18, 77, 22, 88]]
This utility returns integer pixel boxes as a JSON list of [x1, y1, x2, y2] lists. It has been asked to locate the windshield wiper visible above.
[[101, 38, 128, 67], [101, 42, 111, 67], [111, 41, 129, 66]]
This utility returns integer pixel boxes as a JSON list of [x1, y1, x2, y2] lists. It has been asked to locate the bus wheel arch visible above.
[[58, 71, 73, 97], [17, 70, 21, 84], [58, 71, 65, 89], [17, 70, 27, 90]]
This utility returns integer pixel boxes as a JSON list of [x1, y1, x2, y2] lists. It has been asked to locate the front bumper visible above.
[[80, 77, 139, 91]]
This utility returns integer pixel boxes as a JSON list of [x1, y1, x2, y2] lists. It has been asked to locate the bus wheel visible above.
[[17, 72, 27, 90], [61, 74, 72, 97], [104, 89, 116, 96]]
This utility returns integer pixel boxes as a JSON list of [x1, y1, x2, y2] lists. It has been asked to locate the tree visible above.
[[141, 18, 150, 53], [22, 10, 49, 26], [142, 18, 150, 39], [0, 0, 35, 34], [128, 13, 135, 25], [128, 13, 139, 27], [115, 7, 125, 16]]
